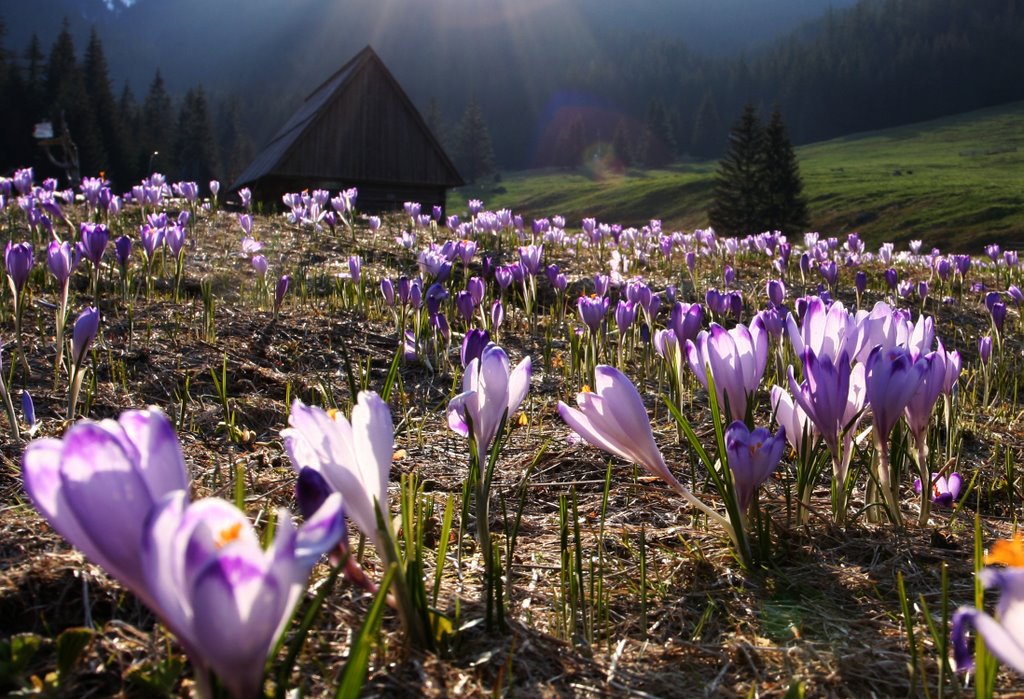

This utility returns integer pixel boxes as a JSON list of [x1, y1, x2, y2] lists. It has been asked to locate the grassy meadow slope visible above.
[[453, 101, 1024, 251]]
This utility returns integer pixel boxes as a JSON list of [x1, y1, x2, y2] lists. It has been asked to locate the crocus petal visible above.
[[191, 554, 282, 699], [22, 439, 111, 573], [507, 356, 532, 416], [58, 423, 158, 590]]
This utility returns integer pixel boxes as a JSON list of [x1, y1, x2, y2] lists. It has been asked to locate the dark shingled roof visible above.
[[231, 45, 463, 193]]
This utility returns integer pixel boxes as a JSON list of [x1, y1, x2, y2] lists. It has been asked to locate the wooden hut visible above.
[[231, 46, 463, 212]]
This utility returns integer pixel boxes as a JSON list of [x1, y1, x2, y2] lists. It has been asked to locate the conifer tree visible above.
[[215, 95, 253, 187], [453, 95, 496, 183], [173, 85, 220, 183], [422, 96, 449, 152], [611, 119, 635, 168], [83, 28, 124, 184], [141, 70, 175, 176], [761, 107, 808, 235], [707, 104, 766, 237], [690, 91, 724, 159], [46, 19, 103, 180], [118, 82, 142, 180], [641, 97, 676, 167]]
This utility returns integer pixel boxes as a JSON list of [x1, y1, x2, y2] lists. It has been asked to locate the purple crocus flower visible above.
[[904, 351, 947, 445], [209, 180, 220, 199], [686, 319, 769, 423], [139, 225, 164, 262], [979, 335, 993, 365], [767, 280, 786, 307], [786, 297, 854, 365], [770, 386, 818, 456], [819, 260, 838, 289], [495, 266, 513, 290], [447, 344, 532, 457], [615, 300, 637, 336], [913, 473, 962, 508], [380, 278, 395, 307], [724, 421, 786, 511], [456, 290, 476, 324], [558, 365, 678, 487], [274, 275, 291, 314], [165, 224, 187, 258], [670, 302, 704, 347], [251, 255, 269, 279], [467, 277, 486, 306], [141, 491, 343, 699], [865, 346, 929, 443], [491, 299, 504, 333], [22, 408, 191, 607], [884, 268, 899, 290], [992, 303, 1007, 334], [461, 329, 491, 367], [21, 390, 35, 432], [115, 235, 133, 271], [855, 271, 868, 297], [348, 255, 361, 285], [71, 306, 100, 366], [5, 241, 34, 293], [282, 393, 393, 551], [952, 550, 1024, 675], [594, 273, 610, 297], [79, 222, 109, 267], [47, 240, 77, 285], [578, 294, 610, 334], [240, 236, 262, 255], [518, 245, 543, 276]]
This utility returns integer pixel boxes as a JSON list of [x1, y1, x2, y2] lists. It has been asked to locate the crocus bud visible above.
[[71, 306, 100, 366], [979, 335, 992, 365], [467, 277, 485, 305], [491, 299, 504, 333], [380, 278, 395, 307], [461, 329, 490, 367], [884, 268, 898, 290], [767, 279, 785, 307], [21, 390, 35, 430], [855, 271, 868, 296], [5, 241, 34, 293], [251, 255, 269, 279], [115, 235, 132, 270], [348, 255, 361, 285], [275, 275, 291, 313]]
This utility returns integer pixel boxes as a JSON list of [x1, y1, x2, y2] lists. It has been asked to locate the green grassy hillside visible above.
[[452, 102, 1024, 251]]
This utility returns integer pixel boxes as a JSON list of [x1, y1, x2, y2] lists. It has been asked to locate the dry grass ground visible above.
[[2, 208, 1024, 697]]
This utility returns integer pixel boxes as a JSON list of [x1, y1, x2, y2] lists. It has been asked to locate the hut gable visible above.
[[232, 46, 463, 211]]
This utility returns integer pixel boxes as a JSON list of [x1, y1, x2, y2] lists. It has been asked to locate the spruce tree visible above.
[[641, 97, 676, 167], [707, 104, 766, 237], [453, 95, 496, 184], [215, 95, 254, 187], [46, 19, 103, 180], [761, 107, 809, 235], [173, 85, 220, 183], [611, 119, 634, 168], [690, 91, 724, 159], [83, 28, 124, 184], [422, 96, 449, 152], [141, 70, 175, 177]]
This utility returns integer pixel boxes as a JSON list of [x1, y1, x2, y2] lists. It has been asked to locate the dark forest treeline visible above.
[[548, 0, 1024, 168], [1, 0, 1023, 183], [0, 20, 252, 189]]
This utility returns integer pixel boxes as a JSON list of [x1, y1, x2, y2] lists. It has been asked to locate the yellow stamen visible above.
[[327, 408, 340, 420], [215, 522, 243, 549], [581, 385, 592, 393], [986, 533, 1024, 567]]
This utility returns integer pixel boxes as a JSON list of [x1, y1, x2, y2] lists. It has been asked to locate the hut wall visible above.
[[277, 66, 456, 186]]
